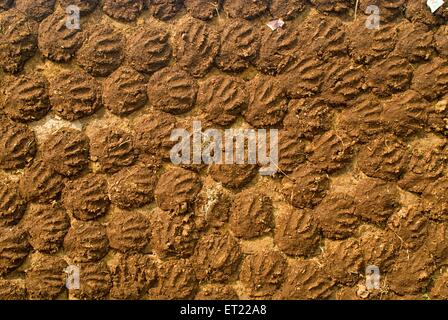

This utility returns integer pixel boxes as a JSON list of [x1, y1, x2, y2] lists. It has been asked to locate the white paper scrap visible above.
[[427, 0, 444, 13], [266, 19, 285, 31]]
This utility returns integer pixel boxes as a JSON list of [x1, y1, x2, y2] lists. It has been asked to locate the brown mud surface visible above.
[[0, 0, 448, 300]]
